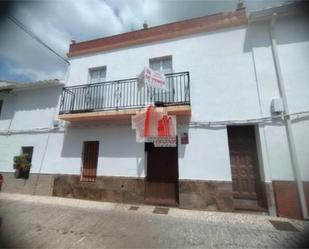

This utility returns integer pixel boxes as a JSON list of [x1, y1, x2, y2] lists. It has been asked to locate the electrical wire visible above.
[[0, 127, 65, 135], [187, 110, 309, 128], [7, 15, 70, 64], [1, 110, 308, 134]]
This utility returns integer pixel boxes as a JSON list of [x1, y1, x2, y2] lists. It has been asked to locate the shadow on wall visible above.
[[291, 114, 309, 124], [0, 97, 14, 123], [177, 116, 190, 159], [0, 87, 62, 123], [61, 124, 145, 177], [244, 5, 309, 53], [16, 87, 61, 111]]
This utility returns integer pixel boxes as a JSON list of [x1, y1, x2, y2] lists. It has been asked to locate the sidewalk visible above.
[[0, 193, 308, 248], [0, 192, 306, 228]]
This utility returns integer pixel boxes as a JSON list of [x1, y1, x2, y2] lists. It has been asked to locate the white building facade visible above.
[[0, 4, 308, 219]]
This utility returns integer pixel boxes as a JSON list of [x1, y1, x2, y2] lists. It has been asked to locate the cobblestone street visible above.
[[0, 193, 308, 248]]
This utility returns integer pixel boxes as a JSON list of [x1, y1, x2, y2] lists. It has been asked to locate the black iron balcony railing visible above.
[[59, 71, 190, 114]]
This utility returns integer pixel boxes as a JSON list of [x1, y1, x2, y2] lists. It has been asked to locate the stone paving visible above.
[[0, 193, 308, 248]]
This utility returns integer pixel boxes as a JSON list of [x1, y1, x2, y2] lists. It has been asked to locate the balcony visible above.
[[58, 72, 191, 122]]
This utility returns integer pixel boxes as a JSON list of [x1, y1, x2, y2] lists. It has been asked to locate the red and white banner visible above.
[[132, 106, 176, 147], [137, 67, 167, 90]]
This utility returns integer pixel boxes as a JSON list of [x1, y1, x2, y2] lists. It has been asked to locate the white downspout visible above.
[[269, 13, 308, 220], [247, 18, 277, 216]]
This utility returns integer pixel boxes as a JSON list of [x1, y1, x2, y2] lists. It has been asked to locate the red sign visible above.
[[137, 67, 167, 90], [158, 116, 171, 136], [132, 105, 176, 146]]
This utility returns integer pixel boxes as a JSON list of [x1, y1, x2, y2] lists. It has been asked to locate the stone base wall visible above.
[[9, 171, 307, 218], [0, 172, 54, 196], [178, 180, 234, 211], [53, 175, 145, 204], [53, 176, 234, 211]]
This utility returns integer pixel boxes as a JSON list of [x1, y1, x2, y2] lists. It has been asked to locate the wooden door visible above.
[[227, 126, 266, 209], [81, 141, 99, 182], [145, 143, 179, 206]]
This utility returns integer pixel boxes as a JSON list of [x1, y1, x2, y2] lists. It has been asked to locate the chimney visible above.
[[143, 20, 148, 29], [71, 39, 76, 44], [237, 0, 244, 10]]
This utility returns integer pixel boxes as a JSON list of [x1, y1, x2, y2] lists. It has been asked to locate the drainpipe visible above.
[[269, 13, 308, 220]]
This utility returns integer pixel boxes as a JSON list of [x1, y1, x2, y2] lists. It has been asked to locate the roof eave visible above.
[[68, 8, 247, 58]]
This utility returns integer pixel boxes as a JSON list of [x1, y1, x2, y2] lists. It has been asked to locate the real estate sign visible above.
[[137, 67, 167, 90], [132, 105, 176, 147]]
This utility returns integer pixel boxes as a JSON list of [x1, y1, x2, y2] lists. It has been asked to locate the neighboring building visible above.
[[0, 80, 18, 89], [0, 80, 63, 195], [0, 3, 308, 219]]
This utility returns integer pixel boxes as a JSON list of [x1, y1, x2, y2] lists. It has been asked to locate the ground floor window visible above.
[[22, 146, 34, 162], [81, 141, 99, 182], [14, 146, 33, 179]]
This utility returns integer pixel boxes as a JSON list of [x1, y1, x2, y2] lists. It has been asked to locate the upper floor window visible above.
[[89, 66, 106, 84], [0, 100, 2, 118], [149, 56, 172, 75]]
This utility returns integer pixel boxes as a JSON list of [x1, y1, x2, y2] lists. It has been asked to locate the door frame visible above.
[[145, 140, 179, 206], [81, 140, 99, 182], [227, 125, 268, 210]]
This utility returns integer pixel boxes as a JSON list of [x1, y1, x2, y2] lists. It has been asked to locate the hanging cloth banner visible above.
[[132, 105, 176, 147], [137, 67, 167, 90]]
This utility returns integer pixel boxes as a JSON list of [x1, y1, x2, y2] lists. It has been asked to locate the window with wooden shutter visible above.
[[81, 141, 99, 182]]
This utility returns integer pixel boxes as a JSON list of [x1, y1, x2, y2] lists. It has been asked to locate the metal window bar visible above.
[[80, 142, 98, 182], [59, 72, 190, 114]]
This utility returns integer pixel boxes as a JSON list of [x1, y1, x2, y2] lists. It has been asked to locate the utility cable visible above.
[[7, 15, 70, 64], [1, 110, 308, 134]]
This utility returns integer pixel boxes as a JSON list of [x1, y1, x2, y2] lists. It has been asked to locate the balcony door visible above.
[[149, 56, 174, 104], [84, 67, 106, 111]]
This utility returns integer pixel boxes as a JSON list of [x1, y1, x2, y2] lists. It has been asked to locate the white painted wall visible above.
[[66, 27, 261, 181], [0, 10, 308, 183], [0, 124, 145, 178], [0, 86, 62, 172], [177, 126, 231, 181], [276, 15, 309, 181], [0, 87, 62, 130], [0, 95, 15, 130], [249, 14, 309, 181], [0, 133, 50, 173], [41, 125, 145, 177], [68, 27, 263, 122]]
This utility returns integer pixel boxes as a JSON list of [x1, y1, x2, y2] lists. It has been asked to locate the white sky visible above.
[[0, 0, 294, 83]]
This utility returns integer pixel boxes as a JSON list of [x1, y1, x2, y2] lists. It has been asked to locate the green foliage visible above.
[[13, 154, 31, 171]]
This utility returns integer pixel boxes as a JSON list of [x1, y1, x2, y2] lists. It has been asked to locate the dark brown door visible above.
[[81, 141, 99, 182], [145, 143, 179, 206], [227, 126, 266, 210]]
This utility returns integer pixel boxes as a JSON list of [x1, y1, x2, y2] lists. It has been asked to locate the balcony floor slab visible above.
[[58, 105, 191, 122]]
